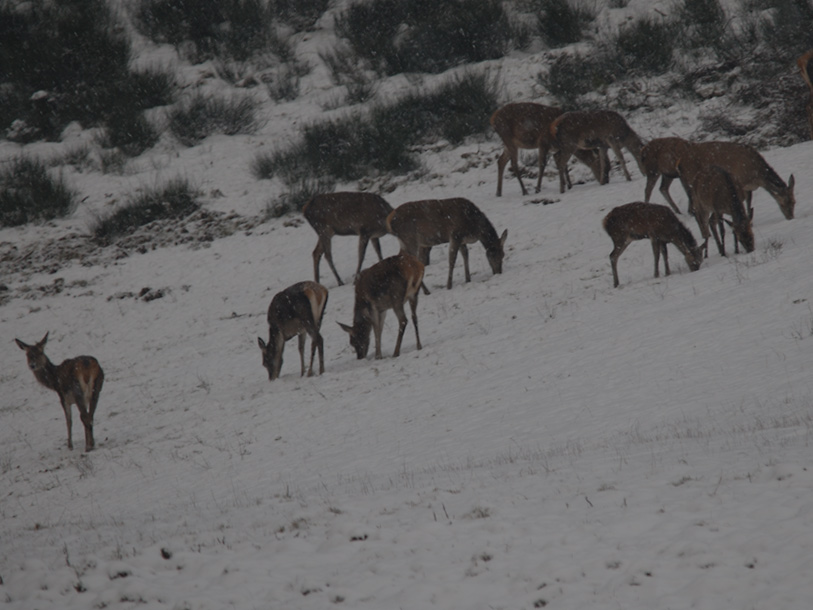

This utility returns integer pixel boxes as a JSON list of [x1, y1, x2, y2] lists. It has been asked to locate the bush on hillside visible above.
[[0, 0, 175, 154], [251, 70, 500, 186], [534, 0, 596, 48], [614, 17, 675, 74], [133, 0, 274, 62], [168, 92, 260, 146], [0, 156, 77, 227], [335, 0, 515, 75], [91, 177, 200, 241]]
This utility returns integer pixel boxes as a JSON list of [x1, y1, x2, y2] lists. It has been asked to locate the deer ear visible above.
[[499, 229, 508, 247], [788, 174, 795, 189], [38, 332, 49, 347], [337, 322, 353, 334], [257, 337, 266, 350], [15, 338, 28, 350]]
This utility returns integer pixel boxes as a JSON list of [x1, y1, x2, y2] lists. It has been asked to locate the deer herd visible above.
[[16, 51, 811, 450]]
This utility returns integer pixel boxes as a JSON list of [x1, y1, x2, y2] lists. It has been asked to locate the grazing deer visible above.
[[386, 198, 508, 289], [676, 161, 755, 258], [798, 49, 813, 140], [686, 141, 795, 220], [257, 281, 328, 381], [15, 333, 104, 452], [640, 136, 694, 214], [302, 192, 393, 286], [550, 109, 646, 194], [490, 102, 607, 196], [602, 202, 703, 288], [338, 253, 425, 360]]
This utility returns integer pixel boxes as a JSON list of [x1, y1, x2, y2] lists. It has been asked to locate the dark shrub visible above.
[[535, 0, 595, 48], [270, 0, 330, 30], [0, 156, 77, 227], [675, 0, 727, 51], [133, 0, 274, 62], [168, 92, 260, 146], [760, 0, 813, 61], [614, 17, 674, 74], [335, 0, 514, 75], [252, 70, 499, 185], [92, 177, 200, 241], [541, 52, 618, 105]]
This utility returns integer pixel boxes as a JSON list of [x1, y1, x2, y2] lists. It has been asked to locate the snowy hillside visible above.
[[2, 1, 813, 608]]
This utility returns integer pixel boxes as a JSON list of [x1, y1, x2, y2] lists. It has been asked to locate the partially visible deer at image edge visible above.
[[16, 332, 104, 452]]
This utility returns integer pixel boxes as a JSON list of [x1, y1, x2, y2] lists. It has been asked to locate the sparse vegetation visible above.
[[91, 177, 201, 241], [168, 92, 260, 146], [534, 0, 596, 48], [0, 0, 174, 155], [613, 16, 675, 74], [0, 156, 78, 227], [335, 0, 516, 75], [252, 70, 500, 191]]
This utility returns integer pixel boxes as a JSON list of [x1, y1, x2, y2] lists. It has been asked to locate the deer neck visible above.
[[33, 358, 60, 393]]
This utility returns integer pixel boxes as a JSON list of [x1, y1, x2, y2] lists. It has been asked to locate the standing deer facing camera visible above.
[[339, 253, 425, 359], [16, 333, 104, 451], [302, 192, 393, 285], [490, 102, 607, 196], [258, 281, 328, 380]]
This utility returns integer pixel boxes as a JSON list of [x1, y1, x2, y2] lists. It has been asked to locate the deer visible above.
[[15, 333, 104, 452], [640, 136, 694, 214], [798, 49, 813, 140], [338, 253, 426, 360], [676, 160, 755, 258], [550, 109, 646, 194], [678, 141, 795, 220], [302, 192, 393, 286], [257, 281, 328, 381], [490, 102, 608, 197], [386, 198, 508, 290], [602, 202, 703, 288]]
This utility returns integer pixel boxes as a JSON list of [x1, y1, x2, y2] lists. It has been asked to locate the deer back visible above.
[[354, 253, 424, 314], [267, 281, 328, 342], [641, 137, 692, 178], [603, 202, 696, 249], [388, 198, 501, 249], [303, 192, 393, 237], [490, 102, 563, 149]]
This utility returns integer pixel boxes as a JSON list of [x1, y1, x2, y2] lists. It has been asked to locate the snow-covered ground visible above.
[[2, 2, 813, 608]]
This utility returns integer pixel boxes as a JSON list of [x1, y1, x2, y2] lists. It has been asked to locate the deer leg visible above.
[[745, 191, 753, 218], [321, 237, 344, 286], [61, 398, 74, 450], [297, 333, 307, 376], [391, 303, 408, 358], [355, 235, 371, 280], [554, 149, 570, 194], [709, 214, 726, 256], [661, 242, 671, 276], [650, 238, 662, 278], [371, 237, 384, 261], [312, 241, 323, 284], [609, 239, 630, 288], [310, 329, 325, 375], [694, 212, 712, 258], [418, 246, 431, 266], [609, 140, 632, 181], [409, 294, 422, 351], [447, 240, 459, 289], [372, 309, 385, 359], [659, 176, 682, 214], [496, 148, 509, 196], [508, 147, 527, 196], [536, 143, 550, 193], [644, 174, 658, 203], [76, 401, 94, 452]]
